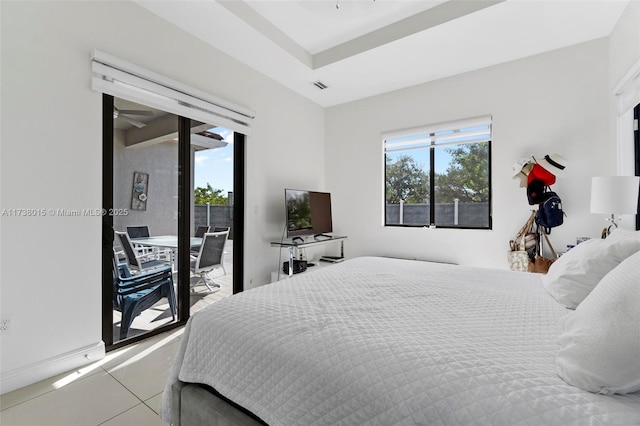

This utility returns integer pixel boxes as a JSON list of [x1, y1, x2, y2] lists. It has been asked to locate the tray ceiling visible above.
[[135, 0, 629, 107]]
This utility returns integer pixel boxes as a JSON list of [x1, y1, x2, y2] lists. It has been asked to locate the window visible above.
[[384, 116, 492, 229]]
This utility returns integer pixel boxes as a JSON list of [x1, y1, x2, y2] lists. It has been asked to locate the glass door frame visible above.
[[101, 94, 244, 350], [635, 103, 639, 231]]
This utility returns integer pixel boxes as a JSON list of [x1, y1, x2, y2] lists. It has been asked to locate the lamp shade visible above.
[[590, 176, 640, 214]]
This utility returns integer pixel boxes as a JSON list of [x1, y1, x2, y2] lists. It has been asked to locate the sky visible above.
[[387, 148, 452, 175], [194, 126, 234, 194]]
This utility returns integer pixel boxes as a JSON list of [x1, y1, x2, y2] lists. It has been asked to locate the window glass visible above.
[[384, 117, 491, 229]]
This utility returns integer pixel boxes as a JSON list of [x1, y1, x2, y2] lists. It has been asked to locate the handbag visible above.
[[508, 247, 531, 272], [529, 229, 557, 274], [523, 232, 537, 250], [508, 211, 538, 272], [510, 211, 537, 250]]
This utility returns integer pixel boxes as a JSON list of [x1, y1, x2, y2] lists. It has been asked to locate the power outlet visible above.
[[0, 318, 11, 334]]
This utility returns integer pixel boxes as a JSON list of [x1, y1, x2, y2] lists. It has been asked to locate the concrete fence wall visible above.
[[385, 202, 490, 227], [194, 204, 234, 239], [195, 202, 488, 236]]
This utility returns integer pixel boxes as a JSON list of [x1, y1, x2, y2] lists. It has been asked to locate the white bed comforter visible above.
[[162, 256, 640, 425]]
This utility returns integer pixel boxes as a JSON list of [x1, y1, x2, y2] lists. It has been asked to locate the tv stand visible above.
[[271, 235, 347, 277]]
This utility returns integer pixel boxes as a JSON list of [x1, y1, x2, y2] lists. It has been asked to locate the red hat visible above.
[[527, 163, 556, 186]]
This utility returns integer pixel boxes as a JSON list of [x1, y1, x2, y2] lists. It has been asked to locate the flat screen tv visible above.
[[285, 189, 333, 238]]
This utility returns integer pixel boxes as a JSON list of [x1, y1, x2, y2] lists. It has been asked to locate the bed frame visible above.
[[171, 380, 265, 426]]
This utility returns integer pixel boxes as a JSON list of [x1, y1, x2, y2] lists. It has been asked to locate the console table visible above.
[[270, 235, 348, 278]]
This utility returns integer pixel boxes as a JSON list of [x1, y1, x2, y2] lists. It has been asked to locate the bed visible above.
[[162, 242, 640, 425]]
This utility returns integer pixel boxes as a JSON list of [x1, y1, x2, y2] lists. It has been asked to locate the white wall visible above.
[[0, 0, 324, 393], [609, 0, 640, 88], [326, 38, 613, 267], [609, 0, 640, 192], [113, 130, 180, 237]]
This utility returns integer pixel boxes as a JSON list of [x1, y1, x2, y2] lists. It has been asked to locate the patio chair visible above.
[[112, 250, 177, 340], [116, 231, 170, 273], [126, 225, 154, 256], [126, 226, 150, 238], [195, 226, 210, 238], [198, 227, 230, 258], [190, 231, 228, 292], [190, 226, 210, 256], [211, 227, 230, 275]]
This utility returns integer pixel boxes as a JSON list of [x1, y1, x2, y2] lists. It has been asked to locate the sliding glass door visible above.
[[103, 96, 182, 346], [189, 125, 235, 313], [102, 95, 244, 350]]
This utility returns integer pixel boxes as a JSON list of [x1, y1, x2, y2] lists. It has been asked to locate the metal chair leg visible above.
[[203, 274, 221, 293], [190, 272, 220, 293]]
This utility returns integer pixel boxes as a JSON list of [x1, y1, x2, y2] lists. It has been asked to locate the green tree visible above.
[[287, 192, 312, 230], [436, 143, 489, 203], [194, 183, 227, 205], [385, 155, 429, 203]]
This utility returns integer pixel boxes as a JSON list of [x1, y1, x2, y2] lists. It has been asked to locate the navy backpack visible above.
[[535, 190, 564, 234]]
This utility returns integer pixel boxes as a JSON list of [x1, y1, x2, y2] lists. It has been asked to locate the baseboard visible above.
[[0, 341, 105, 395]]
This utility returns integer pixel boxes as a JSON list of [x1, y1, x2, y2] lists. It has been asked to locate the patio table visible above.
[[131, 235, 203, 271]]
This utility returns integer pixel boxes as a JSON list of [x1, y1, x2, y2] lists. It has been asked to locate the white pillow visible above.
[[541, 230, 640, 309], [605, 228, 640, 242], [556, 250, 640, 394]]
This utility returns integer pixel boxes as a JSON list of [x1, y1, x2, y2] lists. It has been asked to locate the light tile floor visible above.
[[0, 241, 235, 426], [0, 328, 183, 425]]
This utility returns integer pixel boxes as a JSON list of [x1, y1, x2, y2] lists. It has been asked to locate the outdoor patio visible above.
[[113, 239, 234, 341]]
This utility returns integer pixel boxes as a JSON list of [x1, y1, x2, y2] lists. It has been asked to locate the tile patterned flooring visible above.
[[0, 329, 183, 425], [0, 241, 234, 426]]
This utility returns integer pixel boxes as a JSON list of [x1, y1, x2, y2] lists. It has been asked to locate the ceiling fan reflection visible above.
[[113, 107, 155, 128]]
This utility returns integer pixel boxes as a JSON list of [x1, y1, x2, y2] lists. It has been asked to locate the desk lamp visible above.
[[590, 176, 640, 237]]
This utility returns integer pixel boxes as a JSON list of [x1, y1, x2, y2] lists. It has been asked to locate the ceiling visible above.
[[135, 0, 628, 108]]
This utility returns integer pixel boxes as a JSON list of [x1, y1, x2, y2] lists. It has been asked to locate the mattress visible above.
[[162, 256, 640, 425]]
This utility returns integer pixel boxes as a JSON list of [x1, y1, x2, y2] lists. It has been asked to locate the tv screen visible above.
[[285, 189, 333, 238]]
